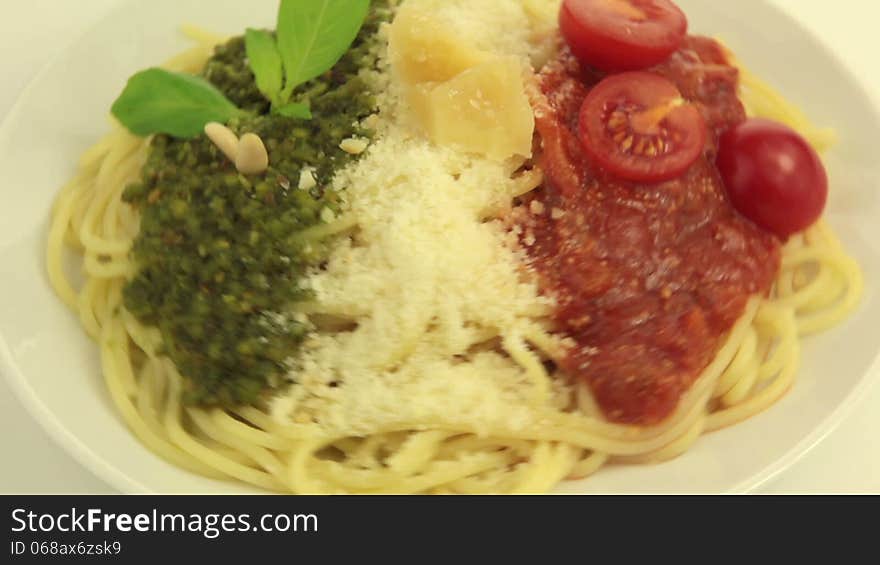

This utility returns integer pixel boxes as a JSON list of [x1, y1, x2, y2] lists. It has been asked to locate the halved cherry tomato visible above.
[[559, 0, 688, 72], [577, 72, 707, 183], [717, 118, 828, 238]]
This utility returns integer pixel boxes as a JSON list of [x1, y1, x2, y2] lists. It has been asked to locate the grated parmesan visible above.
[[269, 0, 560, 437], [271, 123, 558, 435]]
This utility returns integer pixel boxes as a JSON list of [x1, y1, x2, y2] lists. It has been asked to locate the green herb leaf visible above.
[[276, 0, 371, 101], [111, 68, 244, 138], [274, 101, 313, 119], [245, 28, 284, 105]]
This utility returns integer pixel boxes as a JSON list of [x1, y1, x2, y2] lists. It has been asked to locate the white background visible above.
[[0, 0, 878, 493]]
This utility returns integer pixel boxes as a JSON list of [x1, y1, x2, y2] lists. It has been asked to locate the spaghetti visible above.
[[46, 14, 862, 494]]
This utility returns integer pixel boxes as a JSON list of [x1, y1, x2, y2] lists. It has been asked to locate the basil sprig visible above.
[[247, 0, 371, 118], [244, 28, 284, 106], [111, 69, 245, 138], [277, 0, 370, 100], [112, 0, 372, 138]]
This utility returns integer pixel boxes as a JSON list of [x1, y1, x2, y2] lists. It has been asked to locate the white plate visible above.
[[1, 0, 879, 494]]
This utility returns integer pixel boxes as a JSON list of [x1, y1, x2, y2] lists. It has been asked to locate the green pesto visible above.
[[122, 2, 392, 407]]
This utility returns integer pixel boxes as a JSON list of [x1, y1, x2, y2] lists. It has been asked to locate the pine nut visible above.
[[204, 122, 240, 163], [236, 133, 270, 175]]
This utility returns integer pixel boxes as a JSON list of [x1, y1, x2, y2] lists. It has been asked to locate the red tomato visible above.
[[577, 72, 707, 183], [717, 118, 828, 238], [559, 0, 688, 72]]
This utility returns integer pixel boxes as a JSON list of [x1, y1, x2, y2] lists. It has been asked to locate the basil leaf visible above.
[[111, 68, 243, 138], [274, 101, 313, 119], [276, 0, 370, 101], [245, 28, 284, 105]]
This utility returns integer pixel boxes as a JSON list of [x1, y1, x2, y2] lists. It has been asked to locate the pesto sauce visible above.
[[122, 3, 392, 407]]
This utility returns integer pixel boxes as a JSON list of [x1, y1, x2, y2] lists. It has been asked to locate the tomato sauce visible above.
[[521, 37, 781, 425]]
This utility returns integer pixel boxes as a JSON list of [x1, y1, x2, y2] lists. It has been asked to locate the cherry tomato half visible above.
[[559, 0, 688, 72], [717, 118, 828, 238], [578, 72, 707, 183]]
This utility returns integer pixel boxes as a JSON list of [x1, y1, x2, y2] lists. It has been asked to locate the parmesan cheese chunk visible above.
[[388, 1, 490, 84], [389, 0, 539, 161], [415, 57, 535, 161], [339, 137, 369, 155], [389, 0, 536, 72]]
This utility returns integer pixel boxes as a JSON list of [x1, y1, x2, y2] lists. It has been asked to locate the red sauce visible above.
[[521, 37, 781, 425]]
